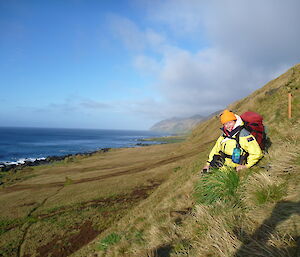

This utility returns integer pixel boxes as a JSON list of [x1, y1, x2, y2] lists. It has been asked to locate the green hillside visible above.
[[0, 64, 299, 257]]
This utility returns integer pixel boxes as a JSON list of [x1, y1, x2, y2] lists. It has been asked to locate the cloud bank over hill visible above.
[[109, 0, 300, 119]]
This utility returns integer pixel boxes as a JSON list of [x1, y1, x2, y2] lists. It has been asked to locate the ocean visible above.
[[0, 127, 168, 165]]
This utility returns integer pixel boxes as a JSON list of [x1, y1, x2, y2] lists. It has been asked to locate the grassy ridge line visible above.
[[74, 64, 300, 256]]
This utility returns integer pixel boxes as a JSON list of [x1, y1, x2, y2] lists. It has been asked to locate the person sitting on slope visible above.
[[202, 110, 263, 173]]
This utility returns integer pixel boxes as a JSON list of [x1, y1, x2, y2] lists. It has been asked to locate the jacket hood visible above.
[[232, 114, 244, 130]]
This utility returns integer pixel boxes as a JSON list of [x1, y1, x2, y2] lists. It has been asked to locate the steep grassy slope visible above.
[[75, 64, 300, 257]]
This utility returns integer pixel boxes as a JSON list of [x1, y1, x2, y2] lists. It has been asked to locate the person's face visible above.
[[224, 120, 236, 132]]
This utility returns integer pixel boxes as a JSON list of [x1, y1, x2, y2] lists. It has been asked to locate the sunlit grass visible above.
[[253, 182, 287, 205], [194, 168, 242, 205], [97, 232, 122, 251]]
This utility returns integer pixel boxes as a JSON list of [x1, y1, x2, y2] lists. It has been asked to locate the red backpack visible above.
[[240, 111, 266, 150]]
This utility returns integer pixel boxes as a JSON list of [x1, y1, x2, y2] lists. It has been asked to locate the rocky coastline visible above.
[[0, 138, 170, 173], [0, 148, 111, 173]]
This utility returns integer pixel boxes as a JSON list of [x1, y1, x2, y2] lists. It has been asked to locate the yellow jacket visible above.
[[207, 121, 263, 169]]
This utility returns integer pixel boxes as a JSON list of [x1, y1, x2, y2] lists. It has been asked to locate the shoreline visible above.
[[0, 148, 111, 172], [0, 135, 184, 173], [0, 144, 164, 173]]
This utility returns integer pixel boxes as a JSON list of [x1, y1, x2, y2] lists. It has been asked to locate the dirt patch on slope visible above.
[[36, 180, 161, 220], [36, 221, 99, 257], [26, 180, 162, 257]]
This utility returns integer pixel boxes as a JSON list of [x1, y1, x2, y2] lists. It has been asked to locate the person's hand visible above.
[[236, 165, 247, 172], [202, 164, 209, 174]]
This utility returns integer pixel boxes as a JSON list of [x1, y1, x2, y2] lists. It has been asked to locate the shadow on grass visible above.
[[233, 200, 300, 257], [154, 244, 173, 257]]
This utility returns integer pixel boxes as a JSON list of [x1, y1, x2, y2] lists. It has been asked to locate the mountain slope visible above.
[[75, 64, 300, 257], [150, 115, 204, 134]]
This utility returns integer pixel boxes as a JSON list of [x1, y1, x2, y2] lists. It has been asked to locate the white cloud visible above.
[[142, 0, 205, 35], [202, 0, 300, 66], [80, 100, 112, 110], [134, 55, 161, 75], [145, 29, 166, 47], [109, 0, 300, 120], [108, 14, 146, 52]]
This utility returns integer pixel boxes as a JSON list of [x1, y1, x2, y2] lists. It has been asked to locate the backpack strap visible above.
[[235, 130, 242, 149], [234, 128, 249, 157]]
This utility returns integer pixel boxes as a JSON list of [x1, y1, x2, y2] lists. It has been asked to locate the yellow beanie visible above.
[[220, 110, 237, 124]]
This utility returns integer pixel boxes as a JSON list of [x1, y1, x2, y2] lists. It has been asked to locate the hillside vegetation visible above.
[[76, 64, 300, 257], [0, 64, 299, 257]]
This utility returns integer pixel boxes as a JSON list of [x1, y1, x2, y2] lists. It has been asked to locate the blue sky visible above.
[[1, 0, 300, 130]]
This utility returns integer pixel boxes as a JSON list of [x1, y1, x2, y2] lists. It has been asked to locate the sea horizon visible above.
[[0, 125, 153, 132], [0, 127, 169, 165]]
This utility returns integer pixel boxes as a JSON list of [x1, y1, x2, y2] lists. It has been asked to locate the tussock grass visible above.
[[253, 175, 287, 204], [177, 203, 244, 257], [97, 232, 122, 251], [254, 183, 287, 205], [246, 173, 287, 205], [194, 168, 242, 205]]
